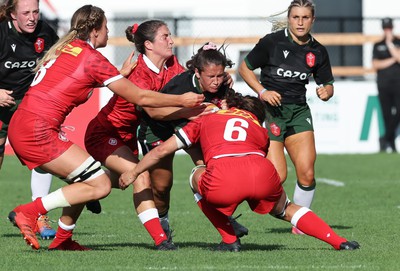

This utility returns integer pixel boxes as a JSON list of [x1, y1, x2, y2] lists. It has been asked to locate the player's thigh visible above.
[[285, 131, 316, 179], [267, 140, 287, 182], [41, 144, 94, 178]]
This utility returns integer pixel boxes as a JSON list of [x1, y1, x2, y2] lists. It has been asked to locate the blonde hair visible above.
[[287, 0, 315, 17], [268, 0, 316, 32], [34, 5, 105, 72], [267, 9, 288, 32]]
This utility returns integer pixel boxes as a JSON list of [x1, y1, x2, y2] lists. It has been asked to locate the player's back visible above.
[[195, 108, 269, 163]]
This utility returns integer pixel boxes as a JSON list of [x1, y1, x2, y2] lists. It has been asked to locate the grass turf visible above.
[[1, 153, 399, 270]]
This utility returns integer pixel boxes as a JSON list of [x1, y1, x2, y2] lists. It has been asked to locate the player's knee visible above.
[[189, 165, 205, 193], [153, 179, 173, 195], [297, 178, 316, 189], [95, 181, 112, 199], [272, 195, 291, 220], [298, 169, 315, 184], [133, 173, 152, 192]]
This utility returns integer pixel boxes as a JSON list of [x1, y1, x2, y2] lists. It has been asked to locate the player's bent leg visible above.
[[266, 140, 287, 183], [189, 165, 206, 193], [134, 172, 176, 249], [31, 168, 56, 239], [48, 173, 109, 251], [286, 132, 316, 234], [49, 204, 90, 251], [149, 155, 174, 235], [49, 216, 90, 251], [189, 165, 248, 239], [271, 193, 360, 250]]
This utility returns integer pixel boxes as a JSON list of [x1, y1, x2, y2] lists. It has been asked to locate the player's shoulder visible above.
[[267, 29, 286, 40], [167, 70, 192, 84], [0, 20, 10, 40], [259, 29, 286, 47], [161, 70, 193, 94]]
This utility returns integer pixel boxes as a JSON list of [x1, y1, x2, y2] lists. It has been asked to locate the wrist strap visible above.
[[258, 88, 267, 98]]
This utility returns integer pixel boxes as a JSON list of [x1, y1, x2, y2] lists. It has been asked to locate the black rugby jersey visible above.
[[0, 20, 58, 99], [372, 37, 400, 87], [138, 70, 229, 142], [244, 28, 334, 104]]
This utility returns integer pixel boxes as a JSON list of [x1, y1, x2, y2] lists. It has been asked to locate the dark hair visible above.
[[287, 0, 315, 17], [0, 0, 40, 21], [225, 90, 266, 123], [125, 20, 167, 54], [186, 42, 234, 73]]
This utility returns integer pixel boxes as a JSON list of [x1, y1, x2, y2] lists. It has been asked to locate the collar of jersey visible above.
[[285, 28, 313, 45], [191, 73, 203, 94], [86, 40, 95, 49], [8, 20, 27, 37], [143, 54, 168, 74]]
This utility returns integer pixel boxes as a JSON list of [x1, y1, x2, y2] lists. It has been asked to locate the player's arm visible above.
[[143, 103, 213, 121], [119, 135, 182, 189], [238, 60, 281, 106], [108, 78, 204, 108]]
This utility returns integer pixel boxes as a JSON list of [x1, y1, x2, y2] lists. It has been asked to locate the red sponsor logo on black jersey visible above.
[[269, 122, 281, 137], [306, 52, 315, 67], [34, 38, 45, 53]]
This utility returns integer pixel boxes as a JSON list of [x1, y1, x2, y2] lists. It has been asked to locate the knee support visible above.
[[189, 165, 205, 203], [273, 196, 291, 220], [188, 165, 205, 192], [63, 157, 104, 184]]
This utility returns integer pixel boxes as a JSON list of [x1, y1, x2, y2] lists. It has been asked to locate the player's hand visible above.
[[187, 103, 219, 120], [179, 92, 205, 107], [316, 85, 331, 101], [119, 170, 138, 190], [260, 89, 282, 107], [223, 72, 234, 88], [120, 51, 137, 77], [0, 89, 15, 107]]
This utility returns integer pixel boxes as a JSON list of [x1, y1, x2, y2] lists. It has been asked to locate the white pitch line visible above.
[[317, 178, 345, 187]]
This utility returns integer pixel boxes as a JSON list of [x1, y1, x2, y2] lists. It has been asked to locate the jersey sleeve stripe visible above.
[[175, 129, 191, 148], [104, 74, 124, 86]]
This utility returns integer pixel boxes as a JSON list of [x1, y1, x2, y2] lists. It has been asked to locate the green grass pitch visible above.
[[1, 153, 400, 270]]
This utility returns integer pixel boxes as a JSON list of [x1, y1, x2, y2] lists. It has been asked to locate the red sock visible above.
[[197, 199, 237, 244], [143, 218, 167, 246], [15, 197, 47, 217], [295, 209, 347, 250], [49, 227, 73, 249], [33, 198, 47, 215], [55, 227, 73, 240]]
